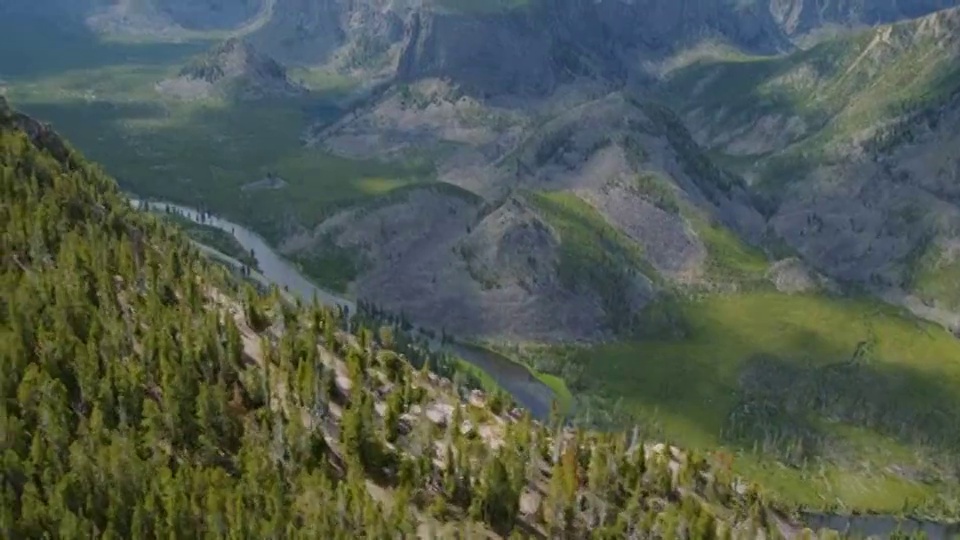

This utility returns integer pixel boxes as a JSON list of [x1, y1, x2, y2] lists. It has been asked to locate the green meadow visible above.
[[503, 188, 960, 515], [516, 292, 960, 515], [0, 16, 433, 248]]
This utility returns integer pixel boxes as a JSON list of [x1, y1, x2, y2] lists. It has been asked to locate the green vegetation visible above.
[[536, 372, 575, 415], [533, 291, 960, 516], [631, 172, 680, 214], [157, 209, 260, 269], [291, 235, 366, 294], [2, 98, 819, 539], [658, 12, 960, 190], [637, 101, 746, 199], [0, 19, 433, 246], [688, 214, 771, 286], [526, 190, 658, 334]]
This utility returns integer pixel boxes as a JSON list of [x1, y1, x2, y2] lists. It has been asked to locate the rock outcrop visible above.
[[158, 38, 305, 100]]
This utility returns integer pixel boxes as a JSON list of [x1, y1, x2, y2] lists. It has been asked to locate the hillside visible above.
[[297, 91, 772, 341], [0, 97, 853, 539], [659, 6, 960, 326], [4, 0, 960, 525], [157, 38, 306, 101], [767, 0, 960, 38]]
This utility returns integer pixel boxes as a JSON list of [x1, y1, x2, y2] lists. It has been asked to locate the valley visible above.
[[3, 0, 960, 527]]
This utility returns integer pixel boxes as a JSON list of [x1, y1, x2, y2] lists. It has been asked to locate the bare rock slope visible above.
[[290, 90, 779, 341]]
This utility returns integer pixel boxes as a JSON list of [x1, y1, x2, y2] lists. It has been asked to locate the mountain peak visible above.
[[161, 38, 304, 101], [179, 38, 285, 83]]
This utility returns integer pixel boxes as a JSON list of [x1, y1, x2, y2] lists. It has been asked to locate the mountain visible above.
[[295, 91, 774, 341], [768, 0, 960, 37], [157, 38, 306, 100], [1, 95, 832, 539], [5, 0, 960, 522], [659, 6, 960, 327]]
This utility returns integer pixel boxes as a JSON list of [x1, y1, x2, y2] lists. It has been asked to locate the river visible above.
[[129, 198, 558, 421]]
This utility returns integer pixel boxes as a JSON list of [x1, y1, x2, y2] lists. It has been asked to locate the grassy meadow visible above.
[[502, 292, 960, 515], [0, 16, 433, 249]]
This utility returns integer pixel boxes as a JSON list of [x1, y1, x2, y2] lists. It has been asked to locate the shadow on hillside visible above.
[[572, 298, 960, 480], [722, 350, 960, 470]]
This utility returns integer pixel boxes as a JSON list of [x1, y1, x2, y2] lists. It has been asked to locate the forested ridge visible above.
[[0, 96, 909, 539]]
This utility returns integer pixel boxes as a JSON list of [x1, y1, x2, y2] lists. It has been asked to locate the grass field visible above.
[[526, 291, 960, 514], [0, 16, 434, 249]]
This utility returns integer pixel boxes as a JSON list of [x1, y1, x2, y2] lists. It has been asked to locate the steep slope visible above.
[[660, 6, 960, 329], [1, 95, 837, 539]]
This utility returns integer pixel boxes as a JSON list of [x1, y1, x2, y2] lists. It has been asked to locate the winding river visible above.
[[129, 198, 558, 421], [129, 198, 960, 539]]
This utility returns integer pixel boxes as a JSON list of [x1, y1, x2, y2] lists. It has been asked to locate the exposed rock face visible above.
[[396, 9, 558, 96], [13, 0, 960, 336], [247, 0, 347, 65], [302, 90, 788, 339], [766, 257, 822, 293], [158, 38, 305, 100], [21, 0, 958, 95], [392, 0, 794, 96], [0, 97, 73, 164], [247, 0, 409, 70], [770, 89, 960, 306]]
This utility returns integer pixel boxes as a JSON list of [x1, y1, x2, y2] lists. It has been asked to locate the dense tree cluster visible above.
[[1, 99, 907, 539]]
